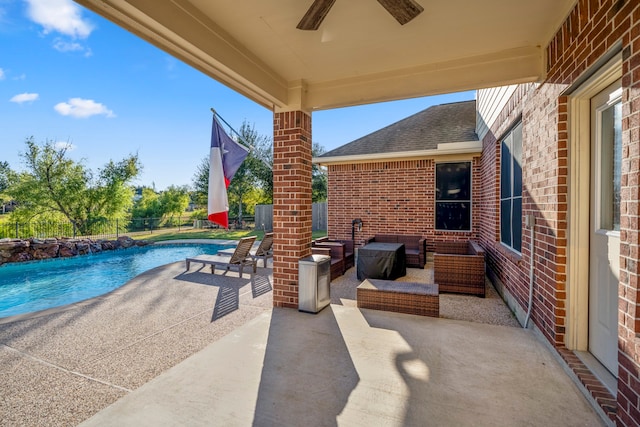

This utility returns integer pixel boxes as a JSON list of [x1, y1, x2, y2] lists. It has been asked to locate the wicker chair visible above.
[[433, 240, 486, 297], [312, 238, 355, 273], [311, 242, 346, 281], [334, 239, 354, 270]]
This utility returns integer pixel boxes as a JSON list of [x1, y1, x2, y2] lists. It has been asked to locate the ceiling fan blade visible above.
[[297, 0, 337, 31], [375, 0, 424, 25]]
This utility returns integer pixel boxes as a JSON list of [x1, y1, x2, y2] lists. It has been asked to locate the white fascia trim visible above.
[[313, 141, 482, 165]]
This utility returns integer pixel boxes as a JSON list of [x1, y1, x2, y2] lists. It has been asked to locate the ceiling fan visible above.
[[297, 0, 424, 31]]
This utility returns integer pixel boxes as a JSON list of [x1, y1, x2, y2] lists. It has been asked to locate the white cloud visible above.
[[52, 39, 93, 57], [54, 98, 115, 119], [0, 68, 5, 80], [53, 141, 76, 151], [10, 92, 39, 103], [53, 39, 83, 53], [25, 0, 93, 38]]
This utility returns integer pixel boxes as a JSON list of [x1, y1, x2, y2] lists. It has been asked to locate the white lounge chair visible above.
[[185, 236, 257, 278]]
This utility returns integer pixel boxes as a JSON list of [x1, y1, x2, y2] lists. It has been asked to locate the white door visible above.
[[589, 79, 622, 376]]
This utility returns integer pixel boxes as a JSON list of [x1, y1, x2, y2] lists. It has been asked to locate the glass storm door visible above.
[[589, 79, 622, 376]]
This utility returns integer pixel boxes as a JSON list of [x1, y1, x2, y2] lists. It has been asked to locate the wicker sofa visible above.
[[366, 234, 426, 268], [433, 240, 486, 297]]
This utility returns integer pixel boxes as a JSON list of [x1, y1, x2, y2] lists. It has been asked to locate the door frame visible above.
[[589, 78, 622, 376], [566, 53, 622, 352]]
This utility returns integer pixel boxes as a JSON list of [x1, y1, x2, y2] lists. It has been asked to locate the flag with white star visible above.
[[208, 116, 249, 228]]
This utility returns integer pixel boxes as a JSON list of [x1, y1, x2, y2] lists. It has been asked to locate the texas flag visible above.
[[207, 116, 249, 228]]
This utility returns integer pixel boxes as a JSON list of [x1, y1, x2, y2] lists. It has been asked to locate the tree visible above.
[[191, 120, 273, 223], [0, 161, 9, 193], [246, 130, 273, 200], [159, 185, 190, 222], [191, 127, 329, 221], [0, 161, 11, 210], [131, 187, 163, 219], [8, 138, 141, 233], [227, 122, 262, 223], [311, 142, 327, 202], [191, 157, 209, 208]]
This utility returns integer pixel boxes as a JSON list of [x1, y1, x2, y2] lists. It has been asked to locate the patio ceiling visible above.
[[75, 0, 576, 112]]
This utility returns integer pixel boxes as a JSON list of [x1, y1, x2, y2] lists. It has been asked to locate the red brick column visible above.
[[272, 110, 313, 308]]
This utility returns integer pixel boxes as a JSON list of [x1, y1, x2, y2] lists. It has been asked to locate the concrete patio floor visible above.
[[80, 305, 603, 427], [0, 252, 606, 426]]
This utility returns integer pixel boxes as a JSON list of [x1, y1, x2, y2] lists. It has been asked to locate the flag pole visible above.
[[210, 108, 254, 151], [210, 108, 273, 170]]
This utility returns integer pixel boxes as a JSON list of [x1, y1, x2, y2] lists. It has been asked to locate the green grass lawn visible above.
[[137, 227, 327, 243], [0, 212, 328, 243]]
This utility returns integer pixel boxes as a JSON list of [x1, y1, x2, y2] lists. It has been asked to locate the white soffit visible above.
[[75, 0, 576, 111]]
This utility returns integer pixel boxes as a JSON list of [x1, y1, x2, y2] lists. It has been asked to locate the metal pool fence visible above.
[[0, 217, 193, 240]]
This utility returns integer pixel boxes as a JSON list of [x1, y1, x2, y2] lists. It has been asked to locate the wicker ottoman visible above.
[[357, 279, 439, 317]]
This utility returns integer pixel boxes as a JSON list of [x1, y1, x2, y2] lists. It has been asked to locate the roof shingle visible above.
[[319, 100, 478, 158]]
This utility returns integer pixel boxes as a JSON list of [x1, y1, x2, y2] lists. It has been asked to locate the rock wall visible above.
[[0, 236, 150, 265]]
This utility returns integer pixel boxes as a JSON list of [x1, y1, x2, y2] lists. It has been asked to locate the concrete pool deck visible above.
[[0, 258, 274, 426], [0, 255, 607, 426]]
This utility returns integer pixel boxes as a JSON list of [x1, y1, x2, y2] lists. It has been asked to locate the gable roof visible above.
[[315, 100, 479, 164]]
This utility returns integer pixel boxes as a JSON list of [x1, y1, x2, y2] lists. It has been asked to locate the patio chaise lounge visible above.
[[218, 232, 274, 267], [185, 236, 257, 278]]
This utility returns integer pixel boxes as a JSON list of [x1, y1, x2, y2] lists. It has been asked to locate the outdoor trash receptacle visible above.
[[298, 254, 331, 313]]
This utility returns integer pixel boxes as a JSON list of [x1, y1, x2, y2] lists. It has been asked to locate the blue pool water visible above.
[[0, 243, 232, 319]]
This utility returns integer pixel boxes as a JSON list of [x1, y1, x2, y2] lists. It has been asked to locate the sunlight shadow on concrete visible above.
[[252, 306, 359, 426]]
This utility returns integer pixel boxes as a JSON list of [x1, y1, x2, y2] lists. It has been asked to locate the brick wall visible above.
[[479, 0, 640, 425], [272, 110, 313, 309], [618, 2, 640, 425], [326, 158, 480, 250], [478, 84, 533, 329]]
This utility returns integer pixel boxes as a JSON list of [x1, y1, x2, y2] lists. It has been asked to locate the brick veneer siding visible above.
[[479, 1, 640, 425], [326, 158, 480, 249], [272, 110, 313, 309], [478, 85, 533, 334]]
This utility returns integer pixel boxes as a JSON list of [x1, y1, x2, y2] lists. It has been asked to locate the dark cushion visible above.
[[397, 235, 420, 251], [375, 235, 397, 244]]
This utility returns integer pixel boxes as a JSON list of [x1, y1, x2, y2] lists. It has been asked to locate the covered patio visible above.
[[0, 257, 603, 426], [73, 0, 576, 308], [79, 303, 601, 426], [72, 1, 640, 425]]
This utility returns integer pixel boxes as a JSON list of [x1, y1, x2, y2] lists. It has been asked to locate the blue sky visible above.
[[1, 0, 475, 191]]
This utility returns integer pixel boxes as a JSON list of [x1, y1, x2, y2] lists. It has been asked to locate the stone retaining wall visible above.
[[0, 236, 150, 265]]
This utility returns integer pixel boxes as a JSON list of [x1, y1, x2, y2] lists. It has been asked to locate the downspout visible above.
[[524, 215, 536, 328]]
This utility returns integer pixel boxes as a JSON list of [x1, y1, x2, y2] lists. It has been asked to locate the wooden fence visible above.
[[254, 202, 327, 232]]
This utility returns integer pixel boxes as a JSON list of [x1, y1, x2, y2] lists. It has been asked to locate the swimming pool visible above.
[[0, 242, 233, 319]]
